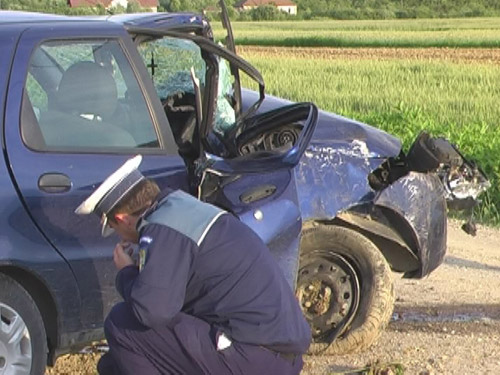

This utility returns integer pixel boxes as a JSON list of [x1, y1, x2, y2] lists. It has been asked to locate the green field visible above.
[[235, 48, 500, 223], [214, 17, 500, 223], [213, 18, 500, 47]]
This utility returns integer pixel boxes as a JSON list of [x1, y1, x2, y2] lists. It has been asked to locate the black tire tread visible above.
[[300, 225, 395, 356]]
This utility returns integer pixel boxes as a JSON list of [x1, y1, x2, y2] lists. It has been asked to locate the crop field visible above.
[[238, 47, 500, 223], [212, 18, 500, 48], [215, 17, 500, 223]]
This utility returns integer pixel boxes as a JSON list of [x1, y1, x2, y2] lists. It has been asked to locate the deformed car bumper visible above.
[[374, 171, 447, 278], [296, 139, 449, 280]]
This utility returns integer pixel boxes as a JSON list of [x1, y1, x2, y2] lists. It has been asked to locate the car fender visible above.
[[373, 172, 447, 278]]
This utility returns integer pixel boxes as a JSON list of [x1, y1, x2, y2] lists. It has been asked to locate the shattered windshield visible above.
[[138, 36, 241, 137], [138, 37, 206, 102], [213, 58, 236, 136], [137, 33, 263, 154]]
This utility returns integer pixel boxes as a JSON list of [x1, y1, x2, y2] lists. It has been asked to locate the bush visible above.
[[395, 8, 417, 19], [329, 7, 359, 19], [244, 5, 295, 21], [414, 5, 433, 18]]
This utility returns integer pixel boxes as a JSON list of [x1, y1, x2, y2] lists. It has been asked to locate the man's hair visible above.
[[108, 178, 160, 220]]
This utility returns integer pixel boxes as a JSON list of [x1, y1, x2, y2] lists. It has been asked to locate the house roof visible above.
[[235, 0, 296, 7], [68, 0, 159, 7], [134, 0, 159, 6]]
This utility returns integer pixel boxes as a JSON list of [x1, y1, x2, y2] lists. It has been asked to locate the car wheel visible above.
[[0, 274, 47, 375], [297, 225, 395, 355]]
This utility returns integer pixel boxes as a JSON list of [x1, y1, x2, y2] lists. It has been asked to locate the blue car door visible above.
[[196, 102, 318, 286], [129, 23, 318, 287], [4, 24, 188, 327]]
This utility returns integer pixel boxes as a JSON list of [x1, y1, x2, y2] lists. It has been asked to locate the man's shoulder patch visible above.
[[140, 236, 153, 245], [138, 236, 153, 272]]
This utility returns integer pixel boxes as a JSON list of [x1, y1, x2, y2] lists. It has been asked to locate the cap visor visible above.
[[101, 216, 115, 237]]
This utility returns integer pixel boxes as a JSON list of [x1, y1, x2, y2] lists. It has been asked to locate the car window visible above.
[[25, 73, 47, 120], [137, 37, 206, 150], [22, 39, 160, 151], [138, 37, 206, 102]]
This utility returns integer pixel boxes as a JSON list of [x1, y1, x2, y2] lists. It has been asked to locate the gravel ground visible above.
[[303, 220, 500, 375], [47, 220, 500, 374]]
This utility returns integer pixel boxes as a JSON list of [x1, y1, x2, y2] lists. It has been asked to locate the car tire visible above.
[[0, 274, 47, 375], [297, 225, 395, 355]]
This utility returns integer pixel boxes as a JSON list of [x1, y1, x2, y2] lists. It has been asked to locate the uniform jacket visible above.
[[116, 189, 311, 354]]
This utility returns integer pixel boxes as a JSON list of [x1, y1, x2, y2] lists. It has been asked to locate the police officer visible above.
[[76, 155, 311, 375]]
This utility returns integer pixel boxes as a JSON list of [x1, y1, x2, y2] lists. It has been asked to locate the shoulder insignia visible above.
[[138, 236, 152, 272]]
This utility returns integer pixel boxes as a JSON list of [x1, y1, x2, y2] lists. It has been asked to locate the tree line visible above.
[[0, 0, 145, 15], [1, 0, 499, 20], [292, 0, 500, 20]]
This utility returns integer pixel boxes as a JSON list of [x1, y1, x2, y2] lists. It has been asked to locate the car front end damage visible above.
[[297, 111, 489, 280], [294, 110, 489, 353], [117, 11, 491, 354]]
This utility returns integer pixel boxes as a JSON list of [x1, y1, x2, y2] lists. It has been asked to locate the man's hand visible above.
[[113, 241, 135, 271]]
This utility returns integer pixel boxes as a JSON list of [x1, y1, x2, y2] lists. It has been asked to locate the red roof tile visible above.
[[135, 0, 158, 6]]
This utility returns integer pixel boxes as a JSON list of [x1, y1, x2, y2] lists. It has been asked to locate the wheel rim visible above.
[[0, 303, 32, 375], [297, 252, 360, 342]]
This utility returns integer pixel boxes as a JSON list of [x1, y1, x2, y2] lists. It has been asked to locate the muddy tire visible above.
[[297, 225, 395, 355]]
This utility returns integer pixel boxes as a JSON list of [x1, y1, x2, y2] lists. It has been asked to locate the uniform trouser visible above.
[[97, 302, 304, 375]]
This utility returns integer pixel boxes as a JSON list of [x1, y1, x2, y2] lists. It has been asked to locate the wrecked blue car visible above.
[[127, 7, 489, 355], [0, 6, 489, 374]]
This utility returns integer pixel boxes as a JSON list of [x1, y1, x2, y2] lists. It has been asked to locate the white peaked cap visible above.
[[75, 155, 145, 236]]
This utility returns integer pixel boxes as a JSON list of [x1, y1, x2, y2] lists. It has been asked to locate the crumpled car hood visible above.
[[311, 110, 401, 158], [244, 90, 402, 158], [241, 91, 404, 220], [296, 110, 402, 221]]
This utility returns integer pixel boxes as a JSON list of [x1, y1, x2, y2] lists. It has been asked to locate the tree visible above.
[[127, 0, 145, 13], [249, 5, 280, 20]]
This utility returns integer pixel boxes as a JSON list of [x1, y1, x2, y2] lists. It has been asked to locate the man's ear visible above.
[[114, 213, 132, 225]]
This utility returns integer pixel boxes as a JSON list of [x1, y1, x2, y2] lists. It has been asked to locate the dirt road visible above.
[[303, 220, 500, 375], [48, 220, 500, 374]]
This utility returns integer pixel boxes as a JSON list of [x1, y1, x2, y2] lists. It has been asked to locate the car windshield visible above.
[[213, 57, 236, 136], [138, 37, 206, 102], [137, 34, 263, 155]]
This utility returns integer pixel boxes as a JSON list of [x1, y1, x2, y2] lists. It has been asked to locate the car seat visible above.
[[55, 61, 118, 121], [39, 61, 135, 148]]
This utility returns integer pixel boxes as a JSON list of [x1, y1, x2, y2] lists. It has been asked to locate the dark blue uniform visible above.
[[98, 190, 311, 374]]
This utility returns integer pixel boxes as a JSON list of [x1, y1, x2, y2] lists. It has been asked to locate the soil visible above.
[[303, 219, 500, 375], [46, 219, 500, 374], [237, 46, 500, 65]]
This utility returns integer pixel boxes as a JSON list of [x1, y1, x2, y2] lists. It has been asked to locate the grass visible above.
[[237, 50, 500, 224], [212, 17, 500, 48]]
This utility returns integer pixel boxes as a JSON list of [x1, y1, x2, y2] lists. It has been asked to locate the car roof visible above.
[[104, 12, 205, 30], [0, 10, 79, 23], [0, 10, 205, 30]]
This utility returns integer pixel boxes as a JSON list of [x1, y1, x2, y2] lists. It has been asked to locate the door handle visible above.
[[240, 184, 277, 204], [38, 173, 72, 193]]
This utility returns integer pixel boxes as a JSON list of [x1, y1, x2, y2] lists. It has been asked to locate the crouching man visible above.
[[76, 155, 311, 375]]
